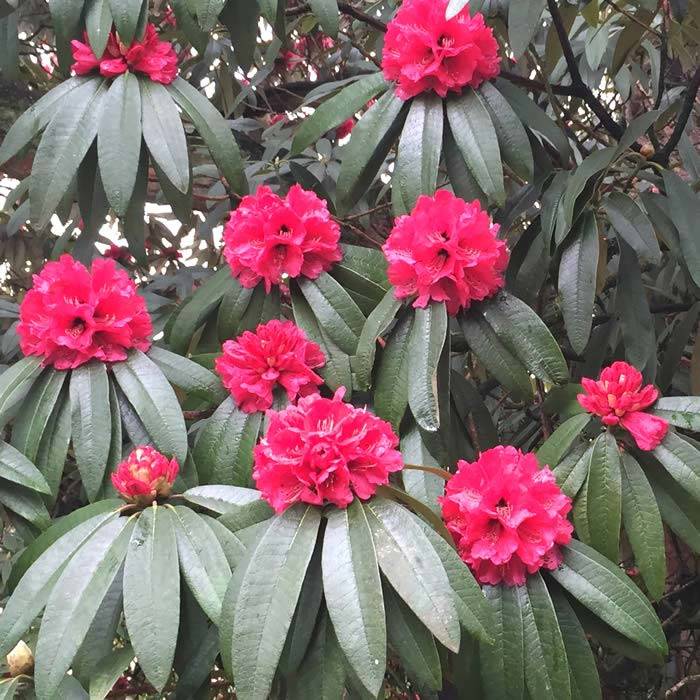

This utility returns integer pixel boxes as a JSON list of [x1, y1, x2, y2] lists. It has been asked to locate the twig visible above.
[[666, 675, 700, 698], [286, 2, 387, 33]]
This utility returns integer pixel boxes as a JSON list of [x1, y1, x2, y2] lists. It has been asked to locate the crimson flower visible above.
[[71, 23, 178, 84], [104, 244, 132, 263], [253, 389, 403, 512], [578, 361, 668, 451], [382, 0, 500, 101], [223, 185, 342, 292], [216, 320, 325, 413], [440, 446, 573, 586], [382, 190, 508, 315], [336, 117, 355, 139], [17, 254, 152, 370], [111, 446, 179, 504]]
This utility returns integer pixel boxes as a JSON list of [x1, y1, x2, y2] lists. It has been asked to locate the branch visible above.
[[652, 65, 700, 165], [546, 0, 625, 140], [500, 70, 581, 97], [286, 2, 387, 32]]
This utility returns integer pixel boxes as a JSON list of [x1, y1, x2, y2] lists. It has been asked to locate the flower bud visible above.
[[111, 446, 179, 505], [7, 640, 34, 677]]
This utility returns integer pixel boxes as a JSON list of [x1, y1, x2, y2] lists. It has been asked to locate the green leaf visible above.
[[553, 443, 592, 498], [168, 268, 232, 354], [662, 169, 700, 287], [309, 0, 338, 34], [292, 73, 386, 155], [400, 424, 443, 514], [548, 539, 668, 654], [653, 397, 700, 431], [584, 432, 622, 562], [30, 78, 107, 229], [227, 505, 321, 700], [354, 290, 402, 391], [194, 0, 224, 30], [652, 431, 700, 501], [107, 0, 142, 43], [374, 311, 413, 431], [394, 93, 444, 211], [444, 124, 486, 203], [0, 78, 87, 166], [123, 506, 180, 691], [0, 355, 43, 428], [480, 585, 525, 700], [70, 361, 111, 502], [98, 72, 141, 216], [10, 367, 66, 463], [149, 346, 225, 404], [0, 511, 118, 656], [140, 78, 189, 194], [85, 0, 112, 57], [322, 501, 385, 696], [446, 89, 505, 205], [0, 679, 20, 700], [112, 350, 188, 464], [479, 82, 534, 182], [89, 645, 134, 700], [182, 484, 264, 513], [481, 292, 569, 385], [459, 312, 534, 401], [558, 211, 599, 354], [123, 142, 148, 262], [0, 441, 50, 493], [408, 303, 447, 432], [219, 0, 257, 70], [0, 482, 50, 528], [508, 0, 546, 58], [337, 88, 407, 214], [550, 589, 601, 700], [536, 413, 591, 470], [384, 585, 441, 691], [333, 243, 390, 306], [365, 498, 460, 651], [298, 274, 366, 355], [168, 77, 248, 196], [604, 192, 661, 264], [172, 505, 231, 624], [217, 281, 254, 341], [194, 397, 261, 486], [620, 452, 666, 600], [34, 517, 133, 700], [520, 574, 571, 700]]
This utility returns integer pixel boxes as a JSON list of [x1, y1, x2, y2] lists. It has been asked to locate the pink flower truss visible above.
[[440, 446, 573, 586], [578, 361, 668, 451], [253, 389, 403, 512], [382, 190, 508, 315], [17, 254, 152, 370]]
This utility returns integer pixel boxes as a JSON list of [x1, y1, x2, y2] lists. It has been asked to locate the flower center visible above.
[[495, 497, 511, 519], [66, 318, 86, 338], [437, 34, 452, 48]]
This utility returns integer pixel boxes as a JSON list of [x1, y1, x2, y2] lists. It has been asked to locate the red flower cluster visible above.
[[578, 361, 668, 451], [71, 24, 178, 84], [111, 446, 179, 504], [382, 0, 500, 100], [440, 446, 573, 586], [382, 190, 508, 315], [17, 255, 152, 370], [216, 320, 325, 413], [253, 389, 403, 512], [223, 185, 342, 292]]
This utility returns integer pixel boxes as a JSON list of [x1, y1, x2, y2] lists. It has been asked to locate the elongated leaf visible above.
[[108, 0, 141, 42], [85, 0, 112, 57], [508, 0, 546, 58], [337, 88, 407, 214], [583, 432, 622, 562], [395, 93, 443, 211], [322, 501, 385, 695], [446, 89, 505, 204], [554, 443, 592, 498], [168, 77, 248, 196], [548, 539, 668, 654], [298, 274, 365, 355], [89, 645, 134, 700], [481, 293, 569, 384], [183, 484, 264, 513], [308, 0, 338, 33], [140, 78, 189, 193], [653, 431, 700, 501], [365, 498, 460, 651], [0, 356, 43, 428], [34, 517, 133, 700], [227, 505, 321, 700], [98, 72, 141, 216], [292, 73, 387, 154], [521, 574, 571, 699], [219, 0, 257, 70], [620, 452, 666, 600], [408, 303, 447, 432], [172, 506, 231, 623], [30, 79, 107, 228], [112, 350, 187, 464], [0, 441, 50, 493], [653, 397, 700, 431], [604, 192, 661, 264], [217, 282, 255, 341], [123, 506, 179, 691], [71, 361, 111, 502], [558, 211, 599, 354], [149, 346, 225, 404], [537, 413, 591, 470], [400, 425, 443, 514]]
